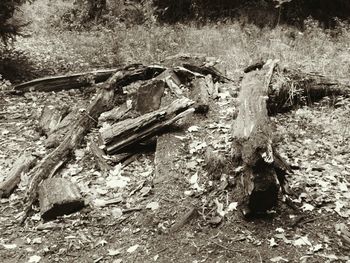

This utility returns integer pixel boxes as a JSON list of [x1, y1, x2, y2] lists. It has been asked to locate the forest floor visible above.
[[1, 14, 350, 263]]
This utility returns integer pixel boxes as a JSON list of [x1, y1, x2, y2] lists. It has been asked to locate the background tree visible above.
[[0, 0, 31, 45]]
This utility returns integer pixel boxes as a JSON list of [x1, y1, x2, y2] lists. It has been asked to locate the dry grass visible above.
[[13, 0, 350, 81]]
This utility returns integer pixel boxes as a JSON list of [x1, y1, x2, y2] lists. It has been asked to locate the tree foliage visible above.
[[0, 0, 31, 44]]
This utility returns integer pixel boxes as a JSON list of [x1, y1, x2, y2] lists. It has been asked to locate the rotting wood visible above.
[[170, 206, 198, 233], [156, 69, 184, 97], [243, 61, 350, 114], [190, 77, 211, 114], [135, 79, 165, 114], [13, 64, 166, 94], [38, 178, 84, 221], [100, 98, 195, 155], [268, 67, 350, 113], [232, 60, 291, 217], [0, 152, 37, 198], [20, 65, 171, 224], [44, 109, 79, 148], [38, 104, 70, 136], [98, 102, 133, 124], [89, 138, 111, 176], [13, 68, 119, 93]]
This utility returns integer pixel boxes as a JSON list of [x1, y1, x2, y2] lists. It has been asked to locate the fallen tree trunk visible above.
[[232, 60, 291, 217], [101, 98, 195, 155], [0, 152, 37, 198], [13, 69, 119, 93], [268, 67, 350, 113], [243, 61, 350, 114], [13, 64, 166, 94]]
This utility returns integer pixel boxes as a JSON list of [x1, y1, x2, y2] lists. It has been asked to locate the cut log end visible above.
[[38, 178, 84, 221]]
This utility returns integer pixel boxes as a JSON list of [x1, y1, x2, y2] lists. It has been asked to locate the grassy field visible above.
[[12, 0, 350, 83]]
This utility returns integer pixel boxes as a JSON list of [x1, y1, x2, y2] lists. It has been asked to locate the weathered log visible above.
[[38, 178, 84, 220], [232, 60, 290, 217], [44, 109, 79, 148], [13, 64, 166, 94], [13, 69, 119, 93], [38, 104, 70, 136], [89, 138, 111, 176], [101, 98, 195, 155], [268, 67, 350, 113], [20, 78, 115, 223], [190, 77, 211, 114], [98, 103, 133, 124], [20, 65, 169, 223], [0, 152, 37, 198], [156, 69, 184, 97]]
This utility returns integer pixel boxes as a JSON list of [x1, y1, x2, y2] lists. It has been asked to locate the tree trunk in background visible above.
[[87, 0, 106, 21]]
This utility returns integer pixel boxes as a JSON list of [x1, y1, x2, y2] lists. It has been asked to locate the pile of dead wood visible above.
[[1, 54, 349, 223]]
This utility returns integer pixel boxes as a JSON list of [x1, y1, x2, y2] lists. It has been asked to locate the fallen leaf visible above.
[[32, 237, 42, 244], [127, 244, 139, 253], [108, 249, 121, 256], [227, 202, 238, 211], [2, 243, 17, 249], [313, 244, 323, 252], [270, 256, 289, 262], [28, 255, 41, 263], [301, 203, 315, 212], [269, 238, 278, 247], [111, 208, 123, 219], [275, 228, 285, 233], [106, 175, 130, 189], [189, 172, 198, 185], [146, 202, 160, 211], [293, 236, 312, 247], [214, 198, 226, 217], [188, 126, 200, 132]]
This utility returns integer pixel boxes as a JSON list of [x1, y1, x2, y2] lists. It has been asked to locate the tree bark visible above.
[[232, 60, 290, 217], [38, 104, 70, 136], [0, 152, 37, 198], [13, 69, 119, 93]]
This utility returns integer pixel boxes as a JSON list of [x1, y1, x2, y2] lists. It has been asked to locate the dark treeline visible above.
[[153, 0, 350, 27]]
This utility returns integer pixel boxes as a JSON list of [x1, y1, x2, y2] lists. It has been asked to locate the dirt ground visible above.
[[0, 69, 350, 263]]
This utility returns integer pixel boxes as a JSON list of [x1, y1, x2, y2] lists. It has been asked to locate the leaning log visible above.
[[38, 178, 84, 220], [0, 152, 37, 198], [232, 60, 290, 217], [101, 98, 195, 155]]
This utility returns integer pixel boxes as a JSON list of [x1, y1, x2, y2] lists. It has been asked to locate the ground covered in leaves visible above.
[[1, 65, 349, 263]]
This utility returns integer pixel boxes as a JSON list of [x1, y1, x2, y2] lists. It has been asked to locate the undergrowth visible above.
[[5, 0, 350, 83]]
